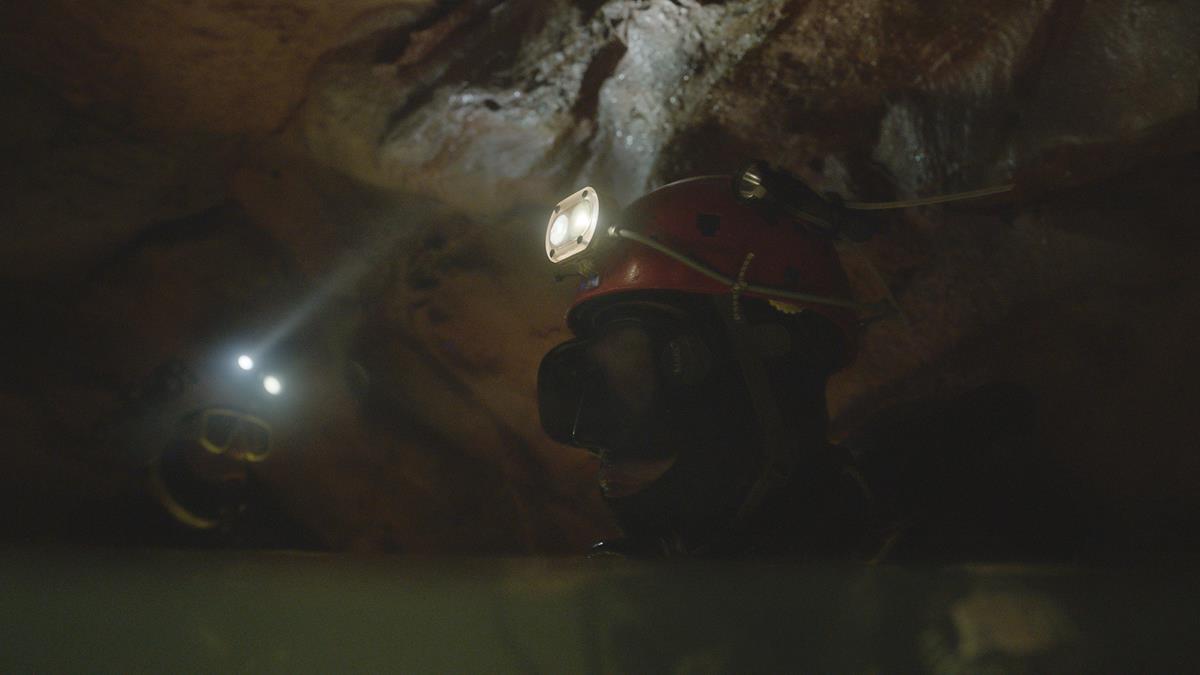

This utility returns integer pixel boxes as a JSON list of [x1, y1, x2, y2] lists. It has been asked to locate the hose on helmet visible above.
[[608, 227, 891, 316]]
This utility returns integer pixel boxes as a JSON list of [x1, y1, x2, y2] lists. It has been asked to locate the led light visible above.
[[549, 213, 570, 247], [569, 198, 592, 238], [545, 187, 600, 263], [263, 375, 282, 395], [237, 354, 254, 371]]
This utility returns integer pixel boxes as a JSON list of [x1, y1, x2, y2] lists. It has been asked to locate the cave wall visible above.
[[1, 0, 1197, 552]]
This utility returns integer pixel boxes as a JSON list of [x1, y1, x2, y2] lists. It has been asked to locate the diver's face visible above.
[[540, 312, 724, 497], [584, 323, 678, 497], [539, 300, 773, 546], [538, 298, 766, 509], [587, 324, 656, 421]]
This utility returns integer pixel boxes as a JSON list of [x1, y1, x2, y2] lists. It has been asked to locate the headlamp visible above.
[[545, 187, 601, 263], [262, 375, 283, 396]]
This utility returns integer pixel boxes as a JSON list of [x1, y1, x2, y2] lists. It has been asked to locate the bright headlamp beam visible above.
[[237, 354, 254, 371], [546, 187, 600, 263], [263, 375, 282, 395]]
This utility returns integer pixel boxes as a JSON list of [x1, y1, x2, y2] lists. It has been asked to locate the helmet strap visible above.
[[705, 295, 800, 549]]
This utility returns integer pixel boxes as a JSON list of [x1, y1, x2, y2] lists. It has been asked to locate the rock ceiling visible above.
[[1, 0, 1197, 551]]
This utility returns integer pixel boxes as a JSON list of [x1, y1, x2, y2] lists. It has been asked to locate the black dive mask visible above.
[[538, 303, 764, 547], [537, 306, 741, 461], [539, 297, 849, 553]]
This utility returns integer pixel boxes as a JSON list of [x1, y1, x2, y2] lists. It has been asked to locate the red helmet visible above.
[[563, 175, 859, 361]]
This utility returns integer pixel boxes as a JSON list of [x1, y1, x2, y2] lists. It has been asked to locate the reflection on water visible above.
[[4, 549, 1195, 673]]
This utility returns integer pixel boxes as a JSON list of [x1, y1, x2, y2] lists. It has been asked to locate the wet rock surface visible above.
[[1, 0, 1197, 552]]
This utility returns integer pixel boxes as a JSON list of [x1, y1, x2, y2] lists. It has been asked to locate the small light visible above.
[[263, 375, 282, 395], [569, 198, 592, 238], [237, 355, 254, 371], [549, 213, 570, 247], [735, 163, 768, 201]]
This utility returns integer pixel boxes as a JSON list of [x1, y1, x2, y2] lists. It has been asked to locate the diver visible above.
[[101, 355, 320, 549], [536, 165, 1077, 559]]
